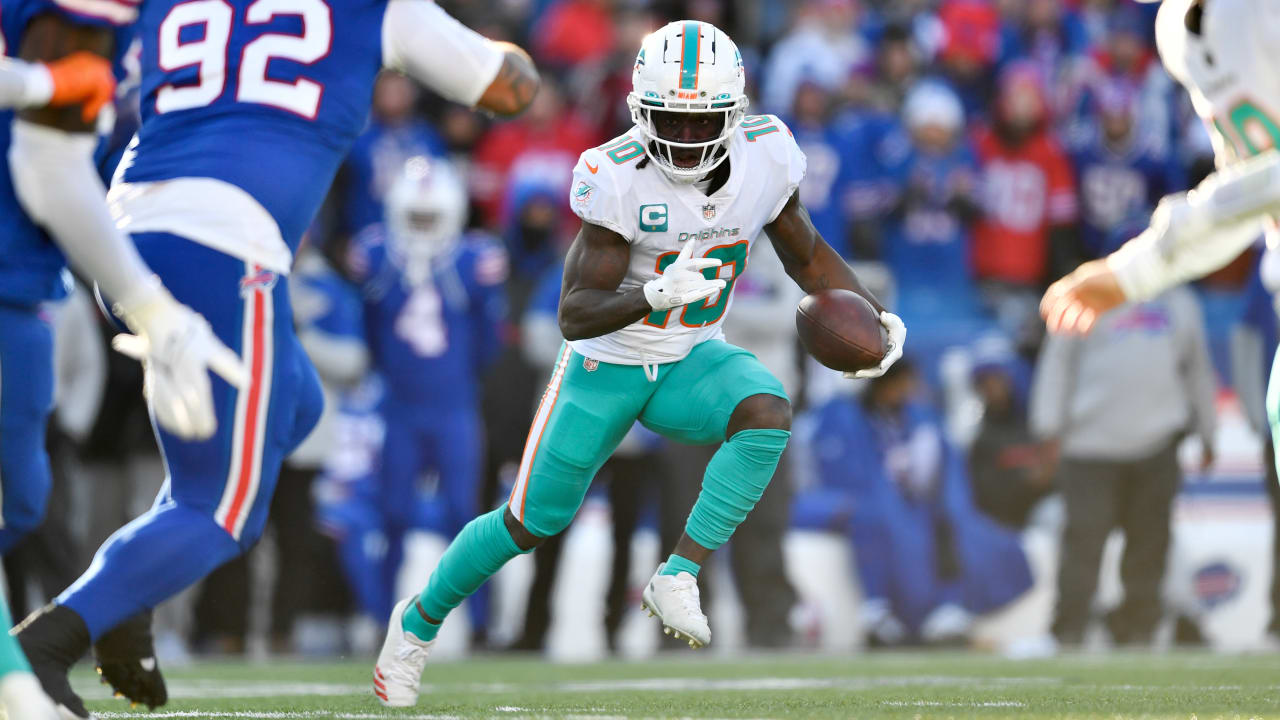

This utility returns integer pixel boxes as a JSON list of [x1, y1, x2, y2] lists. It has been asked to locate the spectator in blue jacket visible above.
[[795, 360, 1032, 646]]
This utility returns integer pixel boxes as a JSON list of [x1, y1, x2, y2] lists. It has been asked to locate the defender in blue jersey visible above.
[[348, 158, 507, 632], [16, 1, 537, 715], [0, 1, 253, 717]]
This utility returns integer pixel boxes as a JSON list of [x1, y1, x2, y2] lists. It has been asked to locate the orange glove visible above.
[[45, 51, 115, 123]]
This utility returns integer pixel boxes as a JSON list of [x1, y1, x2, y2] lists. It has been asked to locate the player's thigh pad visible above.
[[0, 305, 54, 543], [508, 345, 654, 537], [639, 340, 788, 446], [131, 233, 323, 547]]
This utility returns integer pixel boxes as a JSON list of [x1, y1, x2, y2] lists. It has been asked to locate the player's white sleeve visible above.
[[568, 151, 634, 242], [0, 58, 53, 109], [381, 0, 503, 107], [8, 120, 158, 307], [766, 116, 807, 223], [1107, 148, 1280, 301]]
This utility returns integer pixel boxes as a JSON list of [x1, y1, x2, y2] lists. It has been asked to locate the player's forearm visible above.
[[785, 239, 885, 313], [1108, 150, 1280, 301], [476, 44, 539, 117], [0, 57, 53, 109], [9, 120, 162, 309], [557, 287, 652, 341]]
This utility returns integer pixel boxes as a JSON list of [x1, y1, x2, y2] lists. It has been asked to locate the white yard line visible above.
[[880, 701, 1028, 708], [80, 674, 1063, 701], [94, 714, 461, 719]]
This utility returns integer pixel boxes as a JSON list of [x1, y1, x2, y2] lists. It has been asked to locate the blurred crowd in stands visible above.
[[14, 0, 1277, 658]]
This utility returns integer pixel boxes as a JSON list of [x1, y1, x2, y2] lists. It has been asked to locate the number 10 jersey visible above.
[[567, 114, 806, 366]]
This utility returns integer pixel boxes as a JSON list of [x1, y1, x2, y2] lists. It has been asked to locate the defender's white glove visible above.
[[643, 238, 727, 311], [111, 277, 248, 441], [845, 311, 906, 380]]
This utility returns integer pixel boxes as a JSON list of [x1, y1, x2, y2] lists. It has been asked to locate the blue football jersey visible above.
[[0, 0, 134, 306], [351, 225, 507, 411], [880, 133, 981, 293], [121, 0, 387, 251], [1071, 135, 1180, 257]]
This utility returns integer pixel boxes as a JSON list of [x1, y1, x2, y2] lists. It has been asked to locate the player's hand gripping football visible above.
[[43, 51, 116, 123], [111, 279, 248, 441], [642, 237, 727, 311], [1040, 259, 1127, 335], [843, 311, 906, 380]]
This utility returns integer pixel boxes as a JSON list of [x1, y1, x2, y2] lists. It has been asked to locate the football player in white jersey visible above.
[[374, 20, 904, 707], [1044, 0, 1280, 330]]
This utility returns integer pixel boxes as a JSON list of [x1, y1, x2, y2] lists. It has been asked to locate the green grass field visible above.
[[72, 651, 1280, 719]]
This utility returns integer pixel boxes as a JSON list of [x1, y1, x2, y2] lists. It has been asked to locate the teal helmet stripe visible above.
[[680, 21, 700, 90]]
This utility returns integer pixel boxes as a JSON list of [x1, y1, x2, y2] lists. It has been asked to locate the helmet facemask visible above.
[[628, 93, 747, 183]]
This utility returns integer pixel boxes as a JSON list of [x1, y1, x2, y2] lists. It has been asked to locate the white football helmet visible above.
[[627, 20, 748, 183], [384, 156, 467, 276]]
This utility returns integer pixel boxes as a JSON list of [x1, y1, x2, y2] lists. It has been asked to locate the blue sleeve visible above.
[[345, 225, 388, 292], [312, 273, 365, 342], [463, 236, 509, 370]]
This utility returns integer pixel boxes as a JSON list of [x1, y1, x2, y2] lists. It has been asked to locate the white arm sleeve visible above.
[[9, 120, 161, 309], [1107, 149, 1280, 301], [381, 0, 504, 107], [0, 58, 52, 109]]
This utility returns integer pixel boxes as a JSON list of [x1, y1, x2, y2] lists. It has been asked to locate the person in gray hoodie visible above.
[[1030, 277, 1216, 646]]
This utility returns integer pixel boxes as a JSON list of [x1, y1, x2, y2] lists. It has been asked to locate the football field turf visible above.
[[73, 651, 1280, 719]]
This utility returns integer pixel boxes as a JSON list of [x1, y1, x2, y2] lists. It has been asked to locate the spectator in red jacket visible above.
[[972, 62, 1078, 341]]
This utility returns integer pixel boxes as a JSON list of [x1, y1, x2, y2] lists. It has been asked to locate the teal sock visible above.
[[684, 428, 790, 550], [0, 599, 31, 677], [403, 507, 530, 641], [661, 553, 701, 578]]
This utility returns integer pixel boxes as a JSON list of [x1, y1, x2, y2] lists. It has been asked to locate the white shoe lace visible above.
[[384, 635, 430, 689], [666, 575, 707, 621]]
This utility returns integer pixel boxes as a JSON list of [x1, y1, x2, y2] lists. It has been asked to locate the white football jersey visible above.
[[567, 114, 806, 366], [1156, 0, 1280, 164]]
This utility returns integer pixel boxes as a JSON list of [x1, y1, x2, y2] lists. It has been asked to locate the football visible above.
[[795, 289, 886, 373]]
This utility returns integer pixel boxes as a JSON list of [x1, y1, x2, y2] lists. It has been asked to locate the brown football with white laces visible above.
[[795, 289, 886, 373]]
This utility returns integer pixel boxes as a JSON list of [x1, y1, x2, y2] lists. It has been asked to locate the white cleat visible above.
[[373, 598, 436, 707], [641, 563, 711, 649], [0, 671, 62, 720]]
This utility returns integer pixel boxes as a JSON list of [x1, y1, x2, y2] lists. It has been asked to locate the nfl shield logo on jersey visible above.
[[702, 203, 716, 221], [583, 356, 599, 372]]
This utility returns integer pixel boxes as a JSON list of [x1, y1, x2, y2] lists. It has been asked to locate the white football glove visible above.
[[111, 276, 248, 441], [844, 311, 906, 380], [642, 238, 727, 311]]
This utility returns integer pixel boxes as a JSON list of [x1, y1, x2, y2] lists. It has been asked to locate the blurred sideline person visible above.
[[1031, 283, 1216, 646], [375, 20, 903, 708], [346, 158, 508, 640], [798, 360, 1032, 646], [17, 2, 537, 716], [973, 62, 1079, 343], [966, 338, 1052, 530]]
